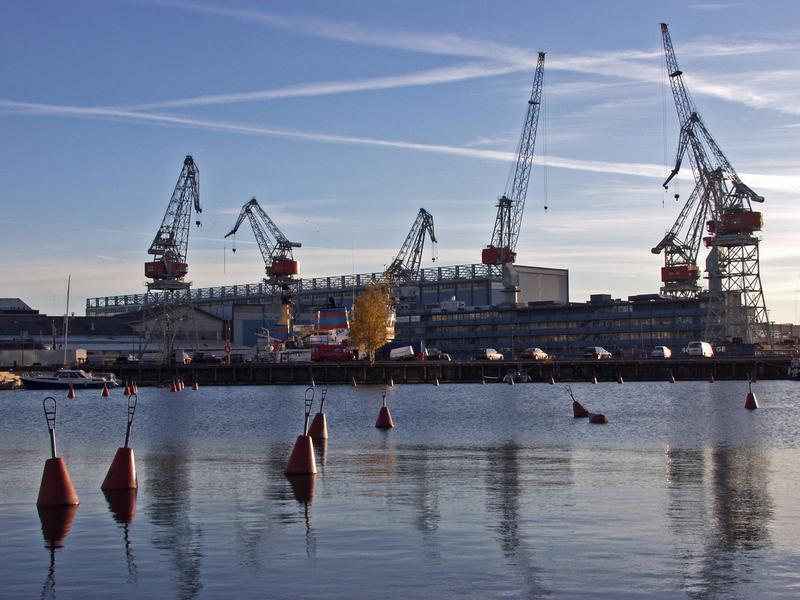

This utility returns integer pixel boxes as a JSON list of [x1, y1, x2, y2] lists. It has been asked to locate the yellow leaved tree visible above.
[[349, 280, 392, 363]]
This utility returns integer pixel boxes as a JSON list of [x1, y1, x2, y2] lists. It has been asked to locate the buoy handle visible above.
[[303, 387, 315, 435], [319, 383, 328, 412], [43, 396, 57, 458], [124, 393, 138, 448]]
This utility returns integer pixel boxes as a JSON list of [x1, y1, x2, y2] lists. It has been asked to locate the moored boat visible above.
[[21, 369, 119, 390]]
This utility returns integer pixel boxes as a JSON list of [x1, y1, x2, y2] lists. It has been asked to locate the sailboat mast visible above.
[[63, 275, 71, 367]]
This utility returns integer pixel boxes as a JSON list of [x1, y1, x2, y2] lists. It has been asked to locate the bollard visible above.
[[308, 384, 329, 439], [285, 387, 317, 475], [102, 394, 138, 490], [37, 397, 79, 508], [375, 389, 394, 429]]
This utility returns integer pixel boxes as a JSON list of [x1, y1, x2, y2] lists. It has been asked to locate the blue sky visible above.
[[2, 0, 799, 323]]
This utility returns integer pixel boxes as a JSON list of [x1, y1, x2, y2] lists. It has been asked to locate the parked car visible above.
[[425, 348, 452, 361], [583, 346, 612, 359], [115, 354, 140, 364], [520, 347, 548, 360], [686, 341, 714, 357], [192, 352, 224, 364], [649, 346, 672, 358], [474, 348, 504, 361]]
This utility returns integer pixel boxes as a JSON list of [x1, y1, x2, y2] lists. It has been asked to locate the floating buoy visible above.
[[309, 377, 315, 388], [376, 390, 394, 429], [708, 374, 715, 383], [617, 374, 624, 384], [388, 378, 394, 387], [101, 384, 110, 397], [669, 373, 676, 384], [588, 412, 608, 424], [307, 412, 328, 439], [549, 376, 555, 385], [591, 376, 598, 385], [285, 435, 317, 474], [170, 381, 177, 393], [481, 377, 486, 385], [351, 377, 357, 388], [179, 378, 185, 391], [286, 387, 318, 474], [433, 378, 439, 386], [102, 394, 138, 491], [573, 400, 590, 418], [192, 381, 199, 390], [123, 383, 130, 396], [37, 398, 79, 508], [376, 405, 394, 429], [745, 380, 759, 410], [66, 385, 75, 399], [132, 382, 138, 394]]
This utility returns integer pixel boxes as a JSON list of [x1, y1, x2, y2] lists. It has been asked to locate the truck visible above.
[[376, 340, 426, 361], [389, 346, 416, 360]]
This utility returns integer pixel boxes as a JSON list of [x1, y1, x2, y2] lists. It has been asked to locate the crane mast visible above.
[[384, 208, 437, 284], [482, 51, 545, 266], [659, 23, 768, 344], [145, 155, 201, 290]]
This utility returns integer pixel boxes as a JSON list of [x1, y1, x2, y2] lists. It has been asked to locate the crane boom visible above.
[[224, 198, 301, 281], [482, 51, 545, 265], [385, 208, 437, 284], [144, 155, 201, 288]]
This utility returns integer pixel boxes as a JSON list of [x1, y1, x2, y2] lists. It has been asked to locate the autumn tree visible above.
[[349, 280, 392, 363]]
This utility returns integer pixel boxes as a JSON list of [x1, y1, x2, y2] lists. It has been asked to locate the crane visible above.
[[145, 155, 202, 290], [482, 51, 545, 265], [224, 197, 301, 300], [384, 208, 437, 284], [660, 23, 768, 343]]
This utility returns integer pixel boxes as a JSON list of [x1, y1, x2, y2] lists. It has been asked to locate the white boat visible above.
[[21, 369, 119, 390]]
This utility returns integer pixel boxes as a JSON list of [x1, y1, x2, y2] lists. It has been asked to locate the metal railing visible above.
[[86, 263, 503, 314]]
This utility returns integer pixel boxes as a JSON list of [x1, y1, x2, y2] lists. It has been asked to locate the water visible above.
[[1, 381, 800, 599]]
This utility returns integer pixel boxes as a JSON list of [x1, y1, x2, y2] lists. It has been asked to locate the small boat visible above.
[[21, 369, 120, 390]]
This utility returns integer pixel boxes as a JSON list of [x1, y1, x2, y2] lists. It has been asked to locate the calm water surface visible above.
[[1, 381, 799, 599]]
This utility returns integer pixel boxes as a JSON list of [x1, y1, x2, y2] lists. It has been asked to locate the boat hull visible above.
[[21, 379, 118, 390]]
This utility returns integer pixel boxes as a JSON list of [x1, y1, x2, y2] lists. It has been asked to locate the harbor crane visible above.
[[482, 51, 545, 266], [144, 155, 202, 291], [659, 23, 768, 343], [224, 197, 301, 303], [384, 208, 437, 284]]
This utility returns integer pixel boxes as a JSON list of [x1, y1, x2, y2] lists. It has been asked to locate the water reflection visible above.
[[666, 445, 774, 597], [146, 446, 204, 600], [38, 506, 78, 600], [103, 489, 138, 584], [484, 444, 571, 598]]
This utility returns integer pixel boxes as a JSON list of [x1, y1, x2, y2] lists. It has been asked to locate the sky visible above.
[[1, 0, 799, 323]]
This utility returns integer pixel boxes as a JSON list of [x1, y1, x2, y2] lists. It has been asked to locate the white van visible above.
[[686, 341, 714, 357]]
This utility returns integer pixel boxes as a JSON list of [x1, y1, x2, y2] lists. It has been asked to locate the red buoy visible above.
[[617, 374, 624, 384], [101, 448, 137, 490], [102, 384, 110, 397], [309, 377, 315, 388], [66, 385, 75, 399], [38, 458, 80, 508], [170, 381, 177, 393], [388, 378, 394, 387], [307, 412, 328, 439], [351, 377, 357, 388], [123, 383, 130, 396], [708, 374, 715, 383], [192, 381, 199, 390], [132, 382, 138, 394], [376, 405, 394, 429], [669, 373, 676, 384], [588, 412, 608, 424], [549, 375, 555, 385], [285, 435, 317, 474], [572, 400, 590, 418], [745, 392, 758, 410], [433, 378, 439, 386], [591, 376, 598, 385]]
